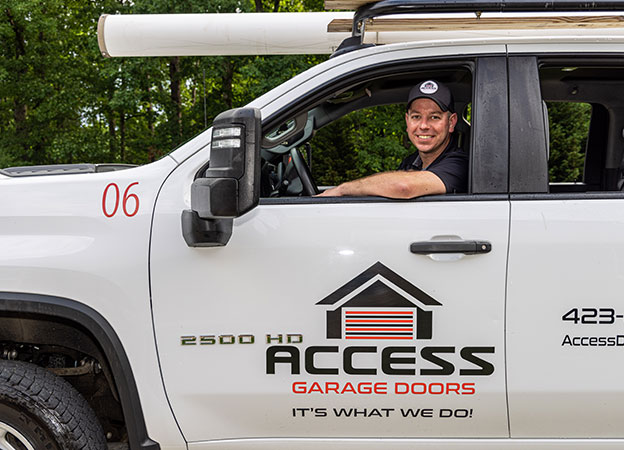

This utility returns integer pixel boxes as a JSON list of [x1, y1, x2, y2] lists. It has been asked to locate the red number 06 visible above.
[[102, 182, 140, 218]]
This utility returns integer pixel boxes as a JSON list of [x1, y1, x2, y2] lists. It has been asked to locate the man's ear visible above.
[[448, 112, 458, 132]]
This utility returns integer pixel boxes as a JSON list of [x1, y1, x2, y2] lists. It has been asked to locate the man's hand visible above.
[[316, 184, 346, 197]]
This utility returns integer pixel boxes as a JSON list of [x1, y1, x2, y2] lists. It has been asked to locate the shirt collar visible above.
[[410, 136, 455, 170]]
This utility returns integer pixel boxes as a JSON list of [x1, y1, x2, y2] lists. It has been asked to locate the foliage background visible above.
[[0, 0, 587, 184], [546, 101, 590, 183], [0, 0, 326, 168]]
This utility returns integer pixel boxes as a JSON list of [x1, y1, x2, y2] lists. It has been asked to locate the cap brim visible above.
[[407, 95, 451, 112]]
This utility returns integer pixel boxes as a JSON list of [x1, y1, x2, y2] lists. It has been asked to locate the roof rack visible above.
[[328, 0, 624, 56], [328, 15, 624, 33]]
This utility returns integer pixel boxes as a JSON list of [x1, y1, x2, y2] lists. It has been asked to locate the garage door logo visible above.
[[317, 262, 441, 340]]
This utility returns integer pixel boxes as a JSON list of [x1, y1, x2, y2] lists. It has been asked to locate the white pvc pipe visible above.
[[98, 12, 353, 57]]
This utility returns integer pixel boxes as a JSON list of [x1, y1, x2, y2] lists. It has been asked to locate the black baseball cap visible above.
[[407, 80, 454, 113]]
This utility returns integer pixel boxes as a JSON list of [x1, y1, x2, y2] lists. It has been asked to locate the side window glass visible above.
[[547, 102, 591, 184], [541, 63, 624, 193]]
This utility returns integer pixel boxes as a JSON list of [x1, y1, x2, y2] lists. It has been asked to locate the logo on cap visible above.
[[419, 81, 438, 94]]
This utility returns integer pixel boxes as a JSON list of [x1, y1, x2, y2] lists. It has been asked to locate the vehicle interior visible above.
[[260, 66, 473, 197], [539, 60, 624, 193]]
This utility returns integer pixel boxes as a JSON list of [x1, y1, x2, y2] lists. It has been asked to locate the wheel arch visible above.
[[0, 291, 159, 450]]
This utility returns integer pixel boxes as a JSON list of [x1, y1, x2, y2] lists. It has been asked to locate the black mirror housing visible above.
[[192, 107, 261, 219], [183, 107, 261, 247]]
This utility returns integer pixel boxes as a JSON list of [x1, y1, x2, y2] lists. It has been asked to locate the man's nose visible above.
[[418, 118, 430, 128]]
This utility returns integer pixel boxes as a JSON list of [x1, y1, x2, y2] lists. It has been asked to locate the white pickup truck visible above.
[[2, 0, 624, 448]]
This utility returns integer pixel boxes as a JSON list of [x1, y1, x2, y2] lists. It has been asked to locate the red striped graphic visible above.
[[343, 309, 415, 339]]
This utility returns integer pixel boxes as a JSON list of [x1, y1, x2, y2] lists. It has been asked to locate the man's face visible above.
[[405, 98, 458, 157]]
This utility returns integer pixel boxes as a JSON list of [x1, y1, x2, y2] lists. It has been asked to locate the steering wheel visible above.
[[290, 148, 319, 195]]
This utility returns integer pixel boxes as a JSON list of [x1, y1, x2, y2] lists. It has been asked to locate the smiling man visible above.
[[318, 80, 468, 199]]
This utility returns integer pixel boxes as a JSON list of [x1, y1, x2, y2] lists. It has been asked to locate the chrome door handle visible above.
[[410, 240, 491, 255]]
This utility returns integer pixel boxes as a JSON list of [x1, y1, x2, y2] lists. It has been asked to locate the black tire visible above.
[[0, 360, 107, 450]]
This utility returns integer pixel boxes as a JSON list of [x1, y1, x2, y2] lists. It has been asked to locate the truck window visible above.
[[540, 63, 624, 193], [260, 66, 473, 198]]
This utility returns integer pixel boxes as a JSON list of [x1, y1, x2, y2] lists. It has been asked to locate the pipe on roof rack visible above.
[[98, 12, 352, 57]]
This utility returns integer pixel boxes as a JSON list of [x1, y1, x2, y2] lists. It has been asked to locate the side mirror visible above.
[[182, 107, 261, 247]]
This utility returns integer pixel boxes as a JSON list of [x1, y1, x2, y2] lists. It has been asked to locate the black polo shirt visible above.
[[397, 138, 468, 193]]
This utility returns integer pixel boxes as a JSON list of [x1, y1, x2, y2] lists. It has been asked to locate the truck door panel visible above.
[[506, 55, 624, 437], [151, 188, 510, 442], [150, 55, 511, 444]]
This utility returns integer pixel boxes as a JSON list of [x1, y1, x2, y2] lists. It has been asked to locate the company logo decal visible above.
[[182, 260, 496, 403], [317, 262, 441, 340], [419, 80, 439, 94]]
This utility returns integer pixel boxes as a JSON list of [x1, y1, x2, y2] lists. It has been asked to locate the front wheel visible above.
[[0, 360, 107, 450]]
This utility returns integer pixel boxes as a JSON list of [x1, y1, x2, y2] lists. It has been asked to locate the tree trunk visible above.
[[108, 113, 117, 160], [222, 60, 235, 110], [13, 100, 27, 136], [5, 9, 25, 58], [6, 8, 29, 160], [120, 112, 126, 162], [169, 56, 182, 141], [147, 100, 156, 161]]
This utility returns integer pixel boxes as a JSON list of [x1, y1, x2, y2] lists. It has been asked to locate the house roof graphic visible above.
[[316, 262, 442, 340]]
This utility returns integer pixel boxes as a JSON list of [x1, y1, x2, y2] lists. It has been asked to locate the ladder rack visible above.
[[326, 0, 624, 55], [327, 15, 624, 33]]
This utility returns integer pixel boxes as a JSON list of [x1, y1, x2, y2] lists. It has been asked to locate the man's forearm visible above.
[[318, 170, 446, 199]]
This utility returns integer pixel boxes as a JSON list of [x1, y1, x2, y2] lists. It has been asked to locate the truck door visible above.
[[149, 56, 511, 445], [507, 55, 624, 438]]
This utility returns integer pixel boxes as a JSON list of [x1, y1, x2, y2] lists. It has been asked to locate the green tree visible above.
[[0, 0, 93, 165], [312, 104, 410, 186], [0, 0, 330, 168], [547, 102, 591, 182]]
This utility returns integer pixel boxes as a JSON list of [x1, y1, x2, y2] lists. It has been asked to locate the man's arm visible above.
[[317, 170, 446, 199]]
